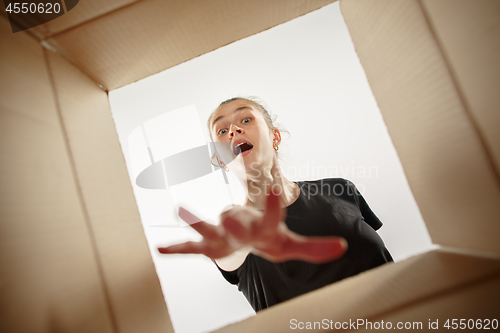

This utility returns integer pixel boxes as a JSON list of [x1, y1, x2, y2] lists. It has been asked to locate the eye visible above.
[[217, 128, 228, 136], [242, 118, 251, 124]]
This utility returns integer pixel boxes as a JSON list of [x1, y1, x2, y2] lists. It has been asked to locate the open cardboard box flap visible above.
[[216, 250, 500, 332], [24, 0, 336, 90], [1, 0, 499, 332]]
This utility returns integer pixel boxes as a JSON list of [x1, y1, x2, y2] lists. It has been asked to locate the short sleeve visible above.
[[346, 180, 383, 231], [215, 262, 239, 285]]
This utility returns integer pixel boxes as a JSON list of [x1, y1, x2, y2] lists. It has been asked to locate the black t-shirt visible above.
[[218, 178, 393, 311]]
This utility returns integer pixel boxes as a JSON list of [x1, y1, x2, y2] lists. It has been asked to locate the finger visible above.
[[178, 207, 221, 241], [158, 241, 208, 255], [158, 241, 231, 259], [285, 236, 348, 263], [261, 189, 285, 230], [222, 215, 251, 243]]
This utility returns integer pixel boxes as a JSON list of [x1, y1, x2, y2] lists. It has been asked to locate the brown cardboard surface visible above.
[[340, 0, 500, 254], [31, 0, 140, 39], [44, 0, 335, 90], [420, 0, 500, 186], [2, 1, 500, 332], [214, 250, 500, 333], [0, 1, 139, 39], [45, 50, 173, 333], [0, 2, 45, 40], [353, 276, 500, 332], [0, 16, 114, 333]]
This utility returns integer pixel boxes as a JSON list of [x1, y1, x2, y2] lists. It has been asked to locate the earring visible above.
[[217, 157, 229, 172], [273, 143, 279, 152]]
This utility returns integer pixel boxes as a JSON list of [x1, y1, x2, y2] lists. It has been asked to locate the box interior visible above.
[[1, 0, 499, 332]]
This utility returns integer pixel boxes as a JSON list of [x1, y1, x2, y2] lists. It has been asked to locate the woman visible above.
[[158, 97, 393, 311]]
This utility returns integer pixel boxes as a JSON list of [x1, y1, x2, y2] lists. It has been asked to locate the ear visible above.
[[272, 128, 281, 145]]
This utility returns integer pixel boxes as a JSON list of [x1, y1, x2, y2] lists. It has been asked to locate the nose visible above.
[[229, 124, 243, 138]]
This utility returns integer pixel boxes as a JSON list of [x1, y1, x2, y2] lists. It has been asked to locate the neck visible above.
[[239, 161, 299, 209]]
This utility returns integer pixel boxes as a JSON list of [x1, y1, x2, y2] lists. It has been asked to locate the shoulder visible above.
[[295, 178, 358, 197], [297, 178, 354, 188], [297, 177, 348, 184]]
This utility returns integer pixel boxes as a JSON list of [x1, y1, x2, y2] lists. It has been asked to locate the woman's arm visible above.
[[158, 190, 348, 264]]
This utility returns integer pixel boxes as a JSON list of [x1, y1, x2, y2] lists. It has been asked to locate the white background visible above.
[[109, 3, 433, 333]]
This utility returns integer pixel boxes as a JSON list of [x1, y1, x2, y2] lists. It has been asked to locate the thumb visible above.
[[262, 189, 286, 230]]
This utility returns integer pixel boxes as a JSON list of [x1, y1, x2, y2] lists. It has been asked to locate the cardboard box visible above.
[[1, 0, 499, 332]]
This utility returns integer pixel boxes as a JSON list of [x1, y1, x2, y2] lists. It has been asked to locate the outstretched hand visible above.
[[158, 190, 347, 263]]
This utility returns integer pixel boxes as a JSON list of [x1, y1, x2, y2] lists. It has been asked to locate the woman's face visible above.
[[210, 100, 279, 174]]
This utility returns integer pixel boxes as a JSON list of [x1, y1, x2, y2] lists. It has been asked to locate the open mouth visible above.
[[233, 142, 254, 155]]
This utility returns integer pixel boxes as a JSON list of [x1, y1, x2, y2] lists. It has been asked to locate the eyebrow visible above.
[[211, 106, 252, 128]]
